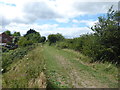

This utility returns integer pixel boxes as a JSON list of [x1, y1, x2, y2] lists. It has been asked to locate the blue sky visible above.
[[0, 0, 119, 38], [0, 1, 16, 7], [36, 13, 104, 27]]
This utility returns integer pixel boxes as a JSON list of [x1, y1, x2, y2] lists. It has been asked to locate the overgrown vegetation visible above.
[[2, 29, 46, 71], [17, 29, 46, 47], [43, 45, 118, 88], [2, 45, 46, 88], [2, 44, 36, 70], [24, 29, 41, 43], [55, 7, 120, 65], [48, 33, 64, 45], [2, 29, 46, 88], [1, 7, 119, 88]]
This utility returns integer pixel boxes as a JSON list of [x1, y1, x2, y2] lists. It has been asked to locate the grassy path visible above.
[[42, 44, 118, 88], [2, 44, 118, 88]]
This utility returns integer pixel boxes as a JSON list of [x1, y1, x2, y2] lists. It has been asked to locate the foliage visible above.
[[48, 33, 64, 45], [91, 6, 120, 63], [56, 35, 86, 51], [2, 45, 45, 88], [24, 29, 39, 36], [12, 32, 21, 36], [18, 37, 33, 47], [12, 36, 20, 44], [40, 36, 46, 43], [1, 46, 9, 52], [4, 30, 12, 36], [4, 31, 21, 36], [24, 29, 41, 43], [17, 29, 43, 47], [2, 44, 36, 69], [56, 7, 120, 64], [25, 33, 41, 43]]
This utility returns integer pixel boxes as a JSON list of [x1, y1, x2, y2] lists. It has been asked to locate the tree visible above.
[[40, 36, 46, 43], [4, 30, 11, 36], [12, 32, 21, 36], [48, 34, 57, 45], [12, 37, 19, 44], [24, 29, 41, 43], [24, 29, 39, 36], [48, 33, 64, 45], [56, 33, 65, 41], [91, 6, 120, 63], [18, 37, 33, 47]]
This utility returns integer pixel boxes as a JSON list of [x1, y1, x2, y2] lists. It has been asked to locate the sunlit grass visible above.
[[2, 44, 46, 88]]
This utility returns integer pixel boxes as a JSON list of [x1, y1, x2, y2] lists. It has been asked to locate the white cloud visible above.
[[4, 23, 58, 35], [0, 0, 118, 26], [57, 27, 93, 38], [3, 22, 93, 38], [0, 0, 119, 38], [55, 18, 70, 23], [40, 26, 94, 38], [74, 2, 118, 14], [72, 19, 98, 27]]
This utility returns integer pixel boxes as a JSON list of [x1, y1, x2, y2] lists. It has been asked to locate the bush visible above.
[[1, 46, 9, 52], [55, 7, 120, 65], [91, 7, 120, 64], [40, 36, 46, 43], [18, 37, 34, 47], [24, 29, 41, 43], [2, 45, 36, 70], [56, 41, 68, 49], [48, 33, 64, 45]]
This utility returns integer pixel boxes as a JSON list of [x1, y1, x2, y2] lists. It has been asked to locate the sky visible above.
[[0, 0, 119, 38]]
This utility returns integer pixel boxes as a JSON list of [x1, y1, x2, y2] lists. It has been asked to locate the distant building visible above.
[[0, 33, 13, 46]]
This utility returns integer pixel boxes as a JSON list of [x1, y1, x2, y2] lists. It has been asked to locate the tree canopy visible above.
[[24, 29, 41, 43], [91, 6, 120, 63], [12, 32, 21, 36], [4, 30, 11, 36], [40, 36, 46, 43], [48, 33, 64, 45]]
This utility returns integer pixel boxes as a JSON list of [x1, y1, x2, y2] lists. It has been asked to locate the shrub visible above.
[[55, 7, 120, 64], [18, 37, 34, 47], [48, 33, 64, 45], [24, 29, 41, 43], [2, 45, 36, 70], [56, 41, 68, 49]]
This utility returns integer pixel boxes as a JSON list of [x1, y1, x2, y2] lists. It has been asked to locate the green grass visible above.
[[43, 44, 118, 88], [2, 44, 46, 88], [43, 44, 69, 88], [2, 44, 118, 88], [60, 48, 118, 88]]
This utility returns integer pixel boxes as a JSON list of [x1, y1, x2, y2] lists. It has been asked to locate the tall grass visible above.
[[2, 44, 46, 88]]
